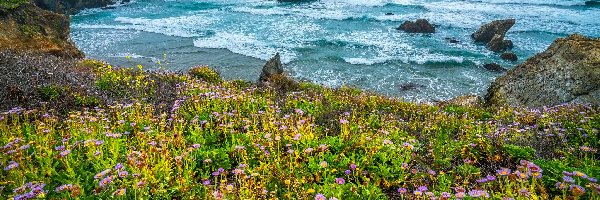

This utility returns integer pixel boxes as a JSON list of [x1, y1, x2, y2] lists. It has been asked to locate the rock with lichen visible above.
[[486, 34, 600, 107]]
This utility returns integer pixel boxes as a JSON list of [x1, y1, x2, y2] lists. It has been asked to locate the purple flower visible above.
[[335, 178, 345, 185], [99, 176, 112, 187], [497, 168, 511, 176], [345, 170, 351, 175], [315, 193, 326, 200], [476, 178, 488, 183], [455, 192, 466, 199], [115, 163, 124, 171], [350, 164, 357, 170], [203, 180, 211, 186], [556, 182, 568, 190], [397, 188, 407, 194], [218, 168, 225, 173], [118, 171, 128, 178], [588, 177, 598, 183], [441, 192, 451, 199], [518, 188, 530, 197], [486, 175, 496, 181], [573, 171, 588, 178], [468, 190, 489, 198], [563, 176, 575, 183], [212, 171, 220, 176], [418, 186, 428, 192], [136, 181, 146, 188], [55, 184, 73, 192], [59, 150, 70, 157], [570, 184, 586, 196], [563, 171, 574, 176], [4, 161, 18, 171], [54, 146, 65, 151]]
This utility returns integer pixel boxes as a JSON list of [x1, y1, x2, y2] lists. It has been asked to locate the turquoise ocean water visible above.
[[70, 0, 600, 102]]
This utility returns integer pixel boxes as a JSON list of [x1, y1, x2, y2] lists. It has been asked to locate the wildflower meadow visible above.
[[1, 62, 599, 199]]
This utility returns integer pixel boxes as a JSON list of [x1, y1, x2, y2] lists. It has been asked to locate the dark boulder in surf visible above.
[[483, 63, 507, 72], [487, 34, 514, 52], [472, 19, 515, 43], [397, 19, 435, 33], [500, 52, 518, 62]]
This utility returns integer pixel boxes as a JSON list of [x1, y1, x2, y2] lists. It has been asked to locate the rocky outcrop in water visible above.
[[483, 63, 507, 72], [397, 19, 435, 33], [33, 0, 128, 14], [472, 19, 515, 52], [0, 3, 83, 58], [500, 52, 518, 61], [259, 53, 285, 82], [486, 34, 600, 107]]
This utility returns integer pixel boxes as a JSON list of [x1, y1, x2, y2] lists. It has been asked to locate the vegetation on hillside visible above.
[[0, 61, 599, 199], [0, 0, 29, 10]]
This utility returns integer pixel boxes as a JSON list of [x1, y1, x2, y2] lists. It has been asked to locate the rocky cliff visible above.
[[486, 34, 600, 107], [0, 3, 83, 58]]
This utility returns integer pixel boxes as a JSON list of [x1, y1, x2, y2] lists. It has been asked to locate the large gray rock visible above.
[[485, 34, 600, 107], [259, 53, 284, 82], [397, 19, 435, 33], [472, 19, 515, 43]]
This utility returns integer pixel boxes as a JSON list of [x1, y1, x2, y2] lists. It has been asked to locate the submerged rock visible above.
[[500, 52, 518, 61], [0, 3, 83, 58], [486, 34, 600, 107], [397, 19, 435, 33], [259, 53, 285, 82], [483, 63, 507, 72], [445, 37, 460, 44], [472, 19, 515, 43]]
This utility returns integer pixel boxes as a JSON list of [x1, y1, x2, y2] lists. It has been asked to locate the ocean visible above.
[[70, 0, 600, 102]]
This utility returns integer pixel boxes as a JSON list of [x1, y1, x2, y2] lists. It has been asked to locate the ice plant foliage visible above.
[[0, 64, 599, 199]]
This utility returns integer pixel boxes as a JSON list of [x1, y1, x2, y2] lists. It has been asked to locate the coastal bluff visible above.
[[0, 2, 83, 58]]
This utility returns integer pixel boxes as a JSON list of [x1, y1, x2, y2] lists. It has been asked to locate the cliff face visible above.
[[33, 0, 126, 14], [0, 3, 83, 58], [486, 34, 600, 107]]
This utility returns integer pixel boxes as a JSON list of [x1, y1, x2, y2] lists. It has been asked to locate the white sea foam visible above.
[[100, 15, 216, 38], [193, 32, 297, 63]]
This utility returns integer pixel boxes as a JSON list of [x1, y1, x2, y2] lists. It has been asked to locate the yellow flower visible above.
[[307, 188, 315, 194]]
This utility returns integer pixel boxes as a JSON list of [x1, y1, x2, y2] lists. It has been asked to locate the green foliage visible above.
[[188, 66, 222, 84], [503, 144, 536, 161], [0, 0, 29, 10], [38, 85, 63, 101], [74, 94, 100, 107]]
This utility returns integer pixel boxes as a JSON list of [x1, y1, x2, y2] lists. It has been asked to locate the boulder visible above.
[[259, 53, 284, 82], [397, 19, 435, 33], [483, 63, 507, 72], [472, 19, 515, 43], [485, 34, 600, 107], [486, 34, 513, 52], [0, 3, 83, 58], [500, 52, 518, 61]]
